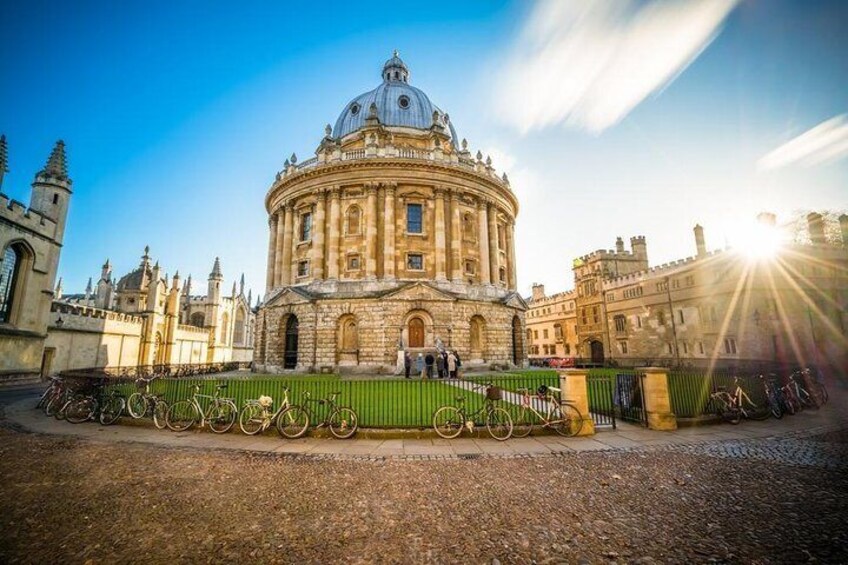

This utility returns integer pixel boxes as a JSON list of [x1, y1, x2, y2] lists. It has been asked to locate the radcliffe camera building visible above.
[[526, 215, 848, 371], [255, 53, 527, 372]]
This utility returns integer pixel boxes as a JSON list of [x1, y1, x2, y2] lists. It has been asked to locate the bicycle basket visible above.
[[258, 395, 273, 408], [486, 386, 502, 401]]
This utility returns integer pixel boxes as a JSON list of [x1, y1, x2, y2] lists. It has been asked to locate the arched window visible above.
[[234, 309, 245, 344], [0, 243, 29, 324], [346, 205, 361, 235], [462, 212, 475, 241], [221, 312, 229, 344], [190, 312, 205, 327], [339, 315, 358, 351]]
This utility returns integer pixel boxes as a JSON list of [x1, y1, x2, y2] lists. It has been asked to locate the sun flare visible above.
[[732, 220, 785, 260]]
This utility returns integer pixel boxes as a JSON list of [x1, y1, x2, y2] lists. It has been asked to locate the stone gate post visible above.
[[558, 369, 595, 436], [638, 367, 678, 431]]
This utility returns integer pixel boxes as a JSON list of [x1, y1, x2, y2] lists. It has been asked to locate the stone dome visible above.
[[332, 52, 459, 145]]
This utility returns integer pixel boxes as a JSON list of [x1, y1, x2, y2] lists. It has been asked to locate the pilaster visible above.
[[312, 189, 327, 280], [327, 187, 341, 279], [477, 199, 491, 285], [487, 201, 499, 285], [365, 183, 378, 279], [281, 203, 294, 286], [274, 209, 286, 287], [383, 182, 396, 279], [450, 190, 462, 282], [434, 186, 447, 281], [507, 220, 517, 290], [266, 214, 278, 292]]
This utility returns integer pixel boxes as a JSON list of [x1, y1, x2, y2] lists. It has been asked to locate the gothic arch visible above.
[[190, 312, 205, 328], [402, 308, 435, 349], [234, 307, 246, 345], [337, 313, 359, 365], [0, 240, 35, 325]]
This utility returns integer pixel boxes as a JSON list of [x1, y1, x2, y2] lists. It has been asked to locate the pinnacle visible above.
[[210, 256, 223, 279], [41, 140, 68, 180]]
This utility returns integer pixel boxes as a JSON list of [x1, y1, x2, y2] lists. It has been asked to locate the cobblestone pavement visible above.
[[1, 425, 846, 564]]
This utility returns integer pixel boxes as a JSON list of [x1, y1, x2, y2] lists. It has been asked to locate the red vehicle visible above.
[[547, 357, 576, 369]]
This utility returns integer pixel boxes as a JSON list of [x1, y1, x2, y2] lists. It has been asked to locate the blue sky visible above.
[[1, 0, 846, 298]]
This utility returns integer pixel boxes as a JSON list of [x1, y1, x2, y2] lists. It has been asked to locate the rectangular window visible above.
[[463, 260, 476, 275], [681, 341, 688, 354], [724, 338, 737, 354], [406, 203, 423, 234], [346, 254, 361, 271], [698, 341, 705, 355], [678, 310, 685, 324], [636, 316, 642, 329], [618, 340, 628, 354], [667, 342, 674, 354], [406, 253, 424, 271], [592, 306, 599, 324], [297, 260, 309, 277], [554, 325, 562, 339], [534, 330, 538, 339], [497, 225, 506, 249], [543, 329, 549, 339], [299, 212, 313, 242], [614, 316, 626, 332], [564, 343, 571, 355], [499, 267, 506, 283]]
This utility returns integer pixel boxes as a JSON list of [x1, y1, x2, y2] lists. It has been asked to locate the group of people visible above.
[[403, 349, 461, 379]]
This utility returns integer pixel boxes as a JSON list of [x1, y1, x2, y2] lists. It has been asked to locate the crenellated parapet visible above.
[[0, 192, 59, 241]]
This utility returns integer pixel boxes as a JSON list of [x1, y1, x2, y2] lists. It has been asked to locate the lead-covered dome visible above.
[[332, 52, 459, 145]]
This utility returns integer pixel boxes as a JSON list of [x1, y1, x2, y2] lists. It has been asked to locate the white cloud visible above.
[[494, 0, 738, 134], [757, 114, 848, 171]]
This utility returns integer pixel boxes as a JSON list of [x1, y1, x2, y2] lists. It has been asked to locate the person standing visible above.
[[453, 350, 462, 379], [447, 351, 457, 379], [436, 353, 445, 379], [404, 351, 412, 379], [425, 352, 435, 379]]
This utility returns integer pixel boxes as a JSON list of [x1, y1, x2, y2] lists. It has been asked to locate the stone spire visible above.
[[183, 274, 192, 296], [84, 277, 93, 301], [55, 277, 63, 300], [100, 259, 112, 283], [231, 281, 237, 297], [40, 140, 68, 180], [0, 134, 8, 191], [140, 245, 151, 267], [239, 273, 245, 296], [209, 257, 223, 280], [247, 289, 252, 307]]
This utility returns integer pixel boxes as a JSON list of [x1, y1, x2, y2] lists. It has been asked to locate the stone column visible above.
[[365, 183, 378, 279], [487, 201, 500, 285], [558, 369, 595, 436], [274, 209, 286, 287], [281, 203, 294, 285], [312, 190, 326, 280], [477, 199, 491, 285], [507, 220, 517, 290], [327, 187, 341, 279], [383, 183, 396, 279], [266, 213, 278, 292], [450, 190, 462, 282], [434, 187, 447, 281], [638, 367, 678, 430]]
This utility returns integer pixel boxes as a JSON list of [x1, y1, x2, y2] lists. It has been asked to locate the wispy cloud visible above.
[[757, 114, 848, 171], [494, 0, 738, 134]]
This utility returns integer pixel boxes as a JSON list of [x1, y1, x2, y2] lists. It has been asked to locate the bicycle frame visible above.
[[189, 389, 234, 428], [245, 389, 293, 432]]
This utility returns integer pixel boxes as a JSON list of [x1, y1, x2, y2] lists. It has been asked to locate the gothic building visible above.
[[0, 137, 70, 381], [45, 249, 256, 373], [526, 213, 848, 372], [255, 53, 527, 372]]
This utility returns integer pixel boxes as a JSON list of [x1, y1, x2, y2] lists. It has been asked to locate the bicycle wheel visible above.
[[743, 403, 771, 421], [66, 397, 96, 424], [768, 396, 783, 419], [276, 405, 310, 439], [153, 400, 169, 430], [554, 403, 584, 437], [44, 393, 64, 417], [127, 392, 148, 418], [485, 407, 513, 441], [99, 395, 125, 425], [510, 406, 533, 438], [720, 405, 741, 425], [432, 406, 463, 439], [328, 407, 358, 439], [208, 401, 237, 434], [166, 400, 198, 432], [239, 404, 266, 435]]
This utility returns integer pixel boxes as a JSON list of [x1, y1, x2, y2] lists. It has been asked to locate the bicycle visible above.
[[432, 382, 513, 441], [239, 386, 304, 436], [65, 381, 126, 425], [275, 391, 357, 439], [758, 374, 783, 420], [511, 385, 584, 438], [36, 376, 64, 410], [797, 368, 827, 408], [126, 376, 169, 430], [710, 376, 769, 424], [165, 384, 238, 433]]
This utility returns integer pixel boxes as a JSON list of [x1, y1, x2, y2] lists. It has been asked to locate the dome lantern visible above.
[[382, 50, 409, 83]]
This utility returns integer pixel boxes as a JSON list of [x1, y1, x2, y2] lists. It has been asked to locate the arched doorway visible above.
[[589, 340, 604, 364], [284, 315, 299, 369], [338, 314, 359, 365], [408, 317, 425, 348], [511, 316, 523, 366]]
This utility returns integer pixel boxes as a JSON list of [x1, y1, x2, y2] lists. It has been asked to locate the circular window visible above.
[[398, 95, 410, 109], [350, 103, 360, 116]]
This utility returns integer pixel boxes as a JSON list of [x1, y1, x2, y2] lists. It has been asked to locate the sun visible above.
[[732, 220, 785, 260]]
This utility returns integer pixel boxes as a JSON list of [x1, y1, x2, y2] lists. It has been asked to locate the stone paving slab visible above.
[[5, 390, 848, 461]]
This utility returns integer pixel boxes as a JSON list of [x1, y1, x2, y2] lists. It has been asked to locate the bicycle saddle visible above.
[[216, 384, 228, 389]]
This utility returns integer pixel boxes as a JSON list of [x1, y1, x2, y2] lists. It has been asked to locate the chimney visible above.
[[807, 212, 825, 244], [693, 224, 706, 258], [839, 214, 848, 247], [531, 283, 545, 302], [615, 237, 624, 253]]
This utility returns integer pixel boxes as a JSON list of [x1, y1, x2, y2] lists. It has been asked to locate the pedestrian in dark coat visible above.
[[425, 353, 435, 379], [404, 351, 412, 379], [436, 353, 445, 379]]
